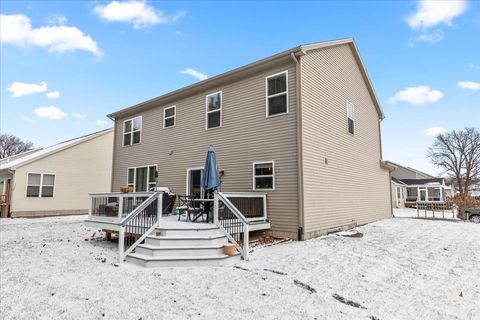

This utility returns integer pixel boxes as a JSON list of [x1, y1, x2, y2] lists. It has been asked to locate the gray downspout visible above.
[[291, 51, 305, 240], [110, 118, 117, 192]]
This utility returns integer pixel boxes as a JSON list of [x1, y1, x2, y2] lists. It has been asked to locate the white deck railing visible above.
[[213, 192, 251, 260], [222, 192, 267, 222], [88, 192, 154, 223], [88, 191, 163, 262]]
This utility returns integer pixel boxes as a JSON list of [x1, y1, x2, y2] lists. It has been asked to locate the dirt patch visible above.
[[332, 293, 367, 309]]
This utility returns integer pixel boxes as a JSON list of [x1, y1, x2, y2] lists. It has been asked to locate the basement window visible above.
[[206, 91, 222, 129], [123, 116, 142, 146], [266, 71, 288, 117], [253, 161, 275, 190]]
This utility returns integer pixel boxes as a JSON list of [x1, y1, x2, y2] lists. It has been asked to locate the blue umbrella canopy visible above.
[[202, 145, 220, 191]]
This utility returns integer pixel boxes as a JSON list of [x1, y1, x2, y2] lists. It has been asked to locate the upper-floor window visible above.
[[123, 116, 142, 146], [163, 106, 176, 128], [347, 101, 355, 135], [253, 161, 275, 190], [127, 165, 157, 192], [266, 71, 288, 117], [206, 91, 222, 129], [26, 173, 55, 198]]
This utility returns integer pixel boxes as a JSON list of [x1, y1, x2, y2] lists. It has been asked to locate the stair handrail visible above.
[[213, 191, 250, 260], [120, 192, 158, 225], [117, 192, 163, 262]]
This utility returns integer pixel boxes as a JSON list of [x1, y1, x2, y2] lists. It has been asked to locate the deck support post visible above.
[[213, 192, 219, 224], [157, 192, 163, 222], [243, 223, 249, 260], [118, 226, 125, 263], [118, 195, 124, 219]]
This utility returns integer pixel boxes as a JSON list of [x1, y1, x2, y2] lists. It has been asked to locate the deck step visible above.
[[135, 243, 225, 257], [145, 234, 228, 247], [126, 252, 241, 267], [153, 225, 221, 237]]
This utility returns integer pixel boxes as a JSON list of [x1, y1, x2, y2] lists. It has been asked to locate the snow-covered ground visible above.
[[1, 215, 479, 320], [393, 207, 459, 220]]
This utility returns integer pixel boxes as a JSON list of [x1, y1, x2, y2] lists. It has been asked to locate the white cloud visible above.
[[33, 106, 67, 120], [457, 81, 480, 91], [93, 1, 186, 29], [72, 112, 87, 118], [47, 14, 67, 26], [415, 30, 444, 43], [7, 81, 47, 97], [180, 68, 208, 81], [0, 14, 101, 56], [46, 90, 60, 99], [388, 85, 444, 105], [96, 119, 108, 126], [406, 0, 468, 30], [423, 126, 447, 137]]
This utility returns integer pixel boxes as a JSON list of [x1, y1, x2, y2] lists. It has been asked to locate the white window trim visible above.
[[252, 161, 275, 191], [25, 172, 56, 198], [346, 100, 355, 135], [205, 91, 223, 130], [122, 116, 142, 147], [185, 167, 205, 195], [265, 70, 289, 118], [163, 105, 176, 128], [126, 164, 157, 192]]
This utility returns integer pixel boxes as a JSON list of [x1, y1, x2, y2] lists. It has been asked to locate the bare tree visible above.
[[428, 127, 480, 194], [0, 134, 34, 159]]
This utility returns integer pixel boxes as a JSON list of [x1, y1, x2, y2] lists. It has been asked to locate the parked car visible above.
[[458, 208, 480, 223]]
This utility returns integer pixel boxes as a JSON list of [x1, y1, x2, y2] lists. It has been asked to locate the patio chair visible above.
[[187, 196, 206, 222], [175, 195, 204, 222]]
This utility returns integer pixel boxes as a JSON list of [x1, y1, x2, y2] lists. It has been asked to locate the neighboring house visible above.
[[0, 129, 113, 218], [97, 38, 392, 240], [386, 161, 452, 208], [469, 184, 480, 199]]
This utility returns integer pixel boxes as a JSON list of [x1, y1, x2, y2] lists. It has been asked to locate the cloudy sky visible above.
[[1, 0, 479, 175]]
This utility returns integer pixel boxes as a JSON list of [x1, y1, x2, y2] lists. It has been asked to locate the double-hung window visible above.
[[26, 173, 55, 197], [123, 116, 142, 146], [253, 162, 275, 190], [206, 91, 222, 129], [347, 101, 355, 135], [266, 71, 288, 117], [127, 165, 157, 192], [164, 106, 176, 128]]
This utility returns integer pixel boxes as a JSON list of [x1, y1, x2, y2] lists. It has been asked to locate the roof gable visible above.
[[107, 38, 384, 119], [0, 129, 113, 171], [301, 40, 384, 119]]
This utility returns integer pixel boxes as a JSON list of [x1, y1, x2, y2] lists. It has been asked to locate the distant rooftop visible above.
[[0, 128, 112, 171]]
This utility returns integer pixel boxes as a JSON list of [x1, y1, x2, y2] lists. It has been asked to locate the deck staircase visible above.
[[126, 225, 241, 267], [87, 191, 270, 267]]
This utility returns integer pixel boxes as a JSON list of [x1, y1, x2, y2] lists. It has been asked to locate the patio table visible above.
[[191, 198, 214, 223]]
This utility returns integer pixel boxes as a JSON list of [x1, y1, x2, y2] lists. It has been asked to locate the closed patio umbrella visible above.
[[202, 145, 220, 192]]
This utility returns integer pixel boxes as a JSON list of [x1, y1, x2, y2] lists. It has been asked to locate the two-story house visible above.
[[104, 38, 392, 240]]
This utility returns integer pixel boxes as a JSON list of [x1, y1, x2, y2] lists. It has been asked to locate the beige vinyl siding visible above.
[[11, 131, 113, 216], [391, 166, 431, 180], [112, 63, 299, 237], [300, 44, 391, 237]]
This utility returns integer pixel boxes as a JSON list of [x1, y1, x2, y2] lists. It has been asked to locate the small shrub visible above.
[[452, 193, 480, 215]]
